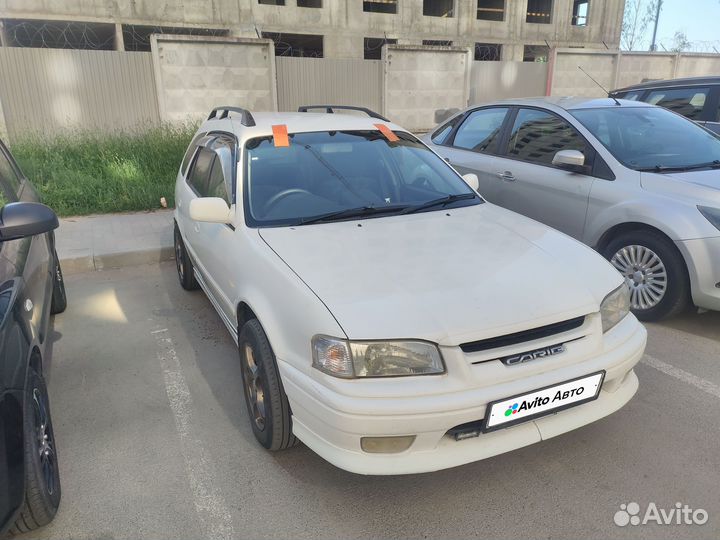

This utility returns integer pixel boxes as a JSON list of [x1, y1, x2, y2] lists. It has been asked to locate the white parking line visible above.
[[642, 354, 720, 400], [154, 330, 235, 540]]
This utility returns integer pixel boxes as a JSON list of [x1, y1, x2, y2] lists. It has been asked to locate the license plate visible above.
[[483, 371, 605, 432]]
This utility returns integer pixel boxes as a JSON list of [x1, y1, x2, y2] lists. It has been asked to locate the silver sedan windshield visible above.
[[571, 106, 720, 172]]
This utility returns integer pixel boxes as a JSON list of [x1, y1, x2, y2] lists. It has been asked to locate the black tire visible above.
[[174, 222, 199, 291], [50, 254, 67, 315], [603, 230, 689, 321], [7, 368, 61, 535], [238, 319, 297, 451]]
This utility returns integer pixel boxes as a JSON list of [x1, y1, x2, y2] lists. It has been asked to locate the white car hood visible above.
[[259, 204, 622, 345]]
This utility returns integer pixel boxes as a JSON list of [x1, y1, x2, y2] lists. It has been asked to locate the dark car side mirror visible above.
[[0, 202, 59, 241]]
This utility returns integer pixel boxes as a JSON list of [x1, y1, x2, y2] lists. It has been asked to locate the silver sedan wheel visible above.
[[611, 244, 667, 310]]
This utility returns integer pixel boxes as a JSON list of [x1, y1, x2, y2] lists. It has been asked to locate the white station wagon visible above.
[[173, 105, 647, 475]]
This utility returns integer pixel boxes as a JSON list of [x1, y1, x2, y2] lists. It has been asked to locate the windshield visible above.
[[571, 106, 720, 171], [244, 130, 480, 227]]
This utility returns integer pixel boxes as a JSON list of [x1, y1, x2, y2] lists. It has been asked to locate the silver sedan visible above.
[[423, 97, 720, 321]]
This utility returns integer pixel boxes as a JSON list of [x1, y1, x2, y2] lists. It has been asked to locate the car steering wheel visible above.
[[263, 188, 313, 213], [412, 176, 432, 189]]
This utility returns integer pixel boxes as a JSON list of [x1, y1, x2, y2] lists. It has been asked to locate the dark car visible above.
[[609, 76, 720, 134], [0, 138, 66, 536]]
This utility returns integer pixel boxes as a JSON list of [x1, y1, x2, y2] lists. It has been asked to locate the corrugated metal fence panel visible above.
[[470, 61, 548, 104], [0, 47, 160, 139], [276, 57, 382, 113]]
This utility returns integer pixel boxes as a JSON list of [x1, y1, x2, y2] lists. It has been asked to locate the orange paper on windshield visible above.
[[374, 123, 399, 142], [272, 124, 290, 147]]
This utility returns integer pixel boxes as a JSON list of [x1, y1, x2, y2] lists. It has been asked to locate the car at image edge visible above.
[[609, 76, 720, 134], [424, 97, 720, 321], [0, 138, 66, 535], [173, 105, 647, 475]]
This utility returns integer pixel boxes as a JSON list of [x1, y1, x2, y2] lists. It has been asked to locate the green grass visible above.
[[10, 124, 197, 216]]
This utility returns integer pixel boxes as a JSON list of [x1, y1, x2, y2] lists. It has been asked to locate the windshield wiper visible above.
[[401, 193, 477, 215], [638, 160, 720, 173], [299, 204, 408, 225]]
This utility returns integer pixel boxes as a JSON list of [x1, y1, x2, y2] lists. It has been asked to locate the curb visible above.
[[60, 246, 175, 275]]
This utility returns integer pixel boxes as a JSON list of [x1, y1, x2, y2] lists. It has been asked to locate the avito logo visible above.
[[504, 386, 586, 417]]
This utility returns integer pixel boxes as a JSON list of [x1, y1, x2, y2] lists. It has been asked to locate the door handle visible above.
[[497, 171, 516, 182], [193, 223, 200, 233]]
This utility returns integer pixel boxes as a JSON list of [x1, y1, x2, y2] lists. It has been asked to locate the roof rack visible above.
[[207, 106, 256, 127], [297, 105, 389, 122]]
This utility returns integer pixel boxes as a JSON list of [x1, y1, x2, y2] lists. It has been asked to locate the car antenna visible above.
[[577, 65, 621, 106]]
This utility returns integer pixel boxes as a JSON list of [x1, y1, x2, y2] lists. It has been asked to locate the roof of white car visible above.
[[202, 112, 406, 139]]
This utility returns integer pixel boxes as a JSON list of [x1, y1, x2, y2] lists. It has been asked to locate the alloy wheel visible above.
[[611, 244, 668, 310], [242, 344, 266, 431], [32, 388, 57, 496], [175, 233, 185, 281]]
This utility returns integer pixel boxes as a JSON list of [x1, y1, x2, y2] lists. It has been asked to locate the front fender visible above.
[[234, 231, 345, 379], [585, 198, 710, 247]]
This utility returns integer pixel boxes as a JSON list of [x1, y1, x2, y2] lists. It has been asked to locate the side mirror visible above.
[[462, 173, 480, 191], [552, 150, 587, 173], [0, 202, 59, 241], [189, 197, 233, 224]]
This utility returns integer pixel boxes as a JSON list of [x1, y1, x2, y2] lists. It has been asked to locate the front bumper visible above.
[[676, 236, 720, 311], [280, 315, 647, 475]]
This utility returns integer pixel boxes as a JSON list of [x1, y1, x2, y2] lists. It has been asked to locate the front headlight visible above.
[[312, 336, 445, 378], [600, 283, 631, 333], [698, 206, 720, 231]]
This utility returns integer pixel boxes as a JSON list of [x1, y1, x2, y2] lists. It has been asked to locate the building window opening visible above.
[[477, 0, 505, 21], [475, 43, 502, 61], [3, 19, 116, 50], [363, 0, 398, 14], [364, 36, 397, 59], [572, 0, 588, 26], [526, 0, 552, 23], [262, 32, 324, 57], [122, 25, 229, 52], [523, 44, 550, 62], [423, 0, 455, 17]]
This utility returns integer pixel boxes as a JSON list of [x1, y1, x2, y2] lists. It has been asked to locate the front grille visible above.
[[459, 316, 585, 354]]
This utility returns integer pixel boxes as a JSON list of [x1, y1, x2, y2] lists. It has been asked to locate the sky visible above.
[[649, 0, 720, 51]]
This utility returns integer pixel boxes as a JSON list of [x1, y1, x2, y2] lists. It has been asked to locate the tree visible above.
[[621, 0, 660, 51], [670, 31, 692, 52]]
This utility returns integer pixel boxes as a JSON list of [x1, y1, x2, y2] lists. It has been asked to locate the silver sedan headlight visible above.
[[312, 336, 445, 378], [698, 206, 720, 231], [600, 283, 631, 333]]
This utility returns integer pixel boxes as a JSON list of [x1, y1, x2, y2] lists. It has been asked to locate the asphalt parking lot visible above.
[[27, 262, 720, 540]]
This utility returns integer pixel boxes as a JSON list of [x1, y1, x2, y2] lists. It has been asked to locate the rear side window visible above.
[[452, 107, 509, 153], [206, 158, 230, 203], [431, 116, 461, 145], [0, 146, 21, 200], [646, 87, 710, 120], [187, 148, 214, 195], [507, 108, 587, 166], [181, 132, 206, 175]]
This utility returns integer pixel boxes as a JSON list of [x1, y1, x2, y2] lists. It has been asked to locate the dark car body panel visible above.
[[610, 77, 720, 134], [0, 138, 57, 534]]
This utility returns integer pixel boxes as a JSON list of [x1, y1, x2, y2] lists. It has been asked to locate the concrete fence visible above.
[[549, 48, 720, 97], [1, 40, 720, 140]]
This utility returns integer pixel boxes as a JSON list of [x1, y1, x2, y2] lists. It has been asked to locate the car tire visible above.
[[8, 368, 61, 535], [174, 222, 199, 291], [50, 254, 67, 315], [238, 319, 298, 451], [603, 230, 689, 321]]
